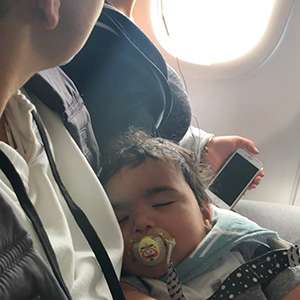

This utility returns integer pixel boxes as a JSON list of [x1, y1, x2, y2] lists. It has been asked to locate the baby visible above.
[[100, 131, 300, 300]]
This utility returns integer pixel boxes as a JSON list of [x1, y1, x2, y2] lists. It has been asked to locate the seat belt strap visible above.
[[32, 110, 125, 300]]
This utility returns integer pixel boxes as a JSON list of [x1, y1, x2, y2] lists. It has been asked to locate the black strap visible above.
[[208, 245, 300, 300], [0, 149, 72, 300], [32, 110, 125, 300]]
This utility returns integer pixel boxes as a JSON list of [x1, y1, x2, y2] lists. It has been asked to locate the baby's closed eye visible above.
[[152, 201, 175, 208]]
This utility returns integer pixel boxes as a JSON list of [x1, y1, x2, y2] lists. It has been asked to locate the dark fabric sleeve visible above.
[[0, 195, 68, 300], [158, 65, 192, 142], [264, 266, 300, 300]]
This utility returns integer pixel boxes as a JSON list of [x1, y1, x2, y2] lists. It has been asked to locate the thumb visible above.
[[237, 137, 259, 154]]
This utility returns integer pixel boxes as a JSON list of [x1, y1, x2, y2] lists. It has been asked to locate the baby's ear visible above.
[[201, 201, 212, 222], [36, 0, 61, 30]]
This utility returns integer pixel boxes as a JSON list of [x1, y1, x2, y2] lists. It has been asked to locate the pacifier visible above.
[[129, 228, 176, 267]]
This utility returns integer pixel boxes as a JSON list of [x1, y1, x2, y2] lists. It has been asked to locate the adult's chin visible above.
[[59, 54, 76, 66]]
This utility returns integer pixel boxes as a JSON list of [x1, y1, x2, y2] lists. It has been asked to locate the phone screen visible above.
[[208, 152, 259, 206]]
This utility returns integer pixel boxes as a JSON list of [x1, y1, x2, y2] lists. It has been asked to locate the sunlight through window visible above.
[[151, 0, 276, 65]]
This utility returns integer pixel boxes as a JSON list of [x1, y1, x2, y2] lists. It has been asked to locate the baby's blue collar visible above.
[[162, 206, 278, 283]]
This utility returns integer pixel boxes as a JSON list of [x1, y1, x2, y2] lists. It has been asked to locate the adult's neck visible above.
[[0, 29, 34, 116], [0, 28, 35, 142], [0, 116, 8, 144], [108, 0, 136, 19], [0, 62, 25, 143]]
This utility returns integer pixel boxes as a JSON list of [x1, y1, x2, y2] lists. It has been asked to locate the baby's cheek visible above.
[[120, 222, 131, 239], [122, 244, 139, 276], [121, 229, 136, 265], [172, 223, 205, 261]]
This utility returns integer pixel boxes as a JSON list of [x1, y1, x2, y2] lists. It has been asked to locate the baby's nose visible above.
[[132, 208, 155, 234]]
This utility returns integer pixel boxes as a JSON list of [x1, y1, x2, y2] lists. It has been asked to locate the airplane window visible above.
[[151, 0, 276, 65]]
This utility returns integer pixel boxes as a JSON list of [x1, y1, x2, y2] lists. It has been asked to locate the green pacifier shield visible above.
[[132, 234, 167, 266]]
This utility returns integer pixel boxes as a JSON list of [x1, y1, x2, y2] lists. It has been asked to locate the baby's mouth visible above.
[[129, 228, 176, 267], [140, 244, 159, 260]]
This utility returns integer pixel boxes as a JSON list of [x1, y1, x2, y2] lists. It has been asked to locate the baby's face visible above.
[[105, 159, 211, 278]]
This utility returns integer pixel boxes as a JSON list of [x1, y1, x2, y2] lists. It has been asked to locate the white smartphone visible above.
[[206, 148, 262, 209]]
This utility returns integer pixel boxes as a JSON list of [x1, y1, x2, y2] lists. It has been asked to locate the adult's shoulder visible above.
[[24, 67, 100, 173]]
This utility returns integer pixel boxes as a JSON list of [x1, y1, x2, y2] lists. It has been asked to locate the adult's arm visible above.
[[265, 266, 300, 300], [180, 127, 264, 189], [283, 284, 300, 300]]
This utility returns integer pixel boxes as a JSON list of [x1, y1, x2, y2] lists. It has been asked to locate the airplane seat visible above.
[[235, 199, 300, 244]]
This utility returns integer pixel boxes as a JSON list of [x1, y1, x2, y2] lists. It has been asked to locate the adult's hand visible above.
[[205, 136, 264, 189]]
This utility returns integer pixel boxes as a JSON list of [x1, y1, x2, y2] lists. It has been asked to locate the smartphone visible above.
[[206, 148, 262, 209]]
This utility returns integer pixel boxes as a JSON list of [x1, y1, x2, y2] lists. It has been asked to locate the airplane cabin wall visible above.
[[134, 0, 300, 206]]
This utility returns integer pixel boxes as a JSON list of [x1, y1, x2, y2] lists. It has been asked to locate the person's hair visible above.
[[100, 129, 212, 207]]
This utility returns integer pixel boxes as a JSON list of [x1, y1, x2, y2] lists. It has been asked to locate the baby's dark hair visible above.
[[99, 129, 212, 207]]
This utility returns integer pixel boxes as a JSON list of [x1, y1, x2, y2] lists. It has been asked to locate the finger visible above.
[[252, 175, 263, 185], [248, 174, 264, 189], [236, 137, 259, 154], [245, 143, 259, 155], [248, 183, 256, 190], [257, 169, 265, 177], [248, 179, 261, 189]]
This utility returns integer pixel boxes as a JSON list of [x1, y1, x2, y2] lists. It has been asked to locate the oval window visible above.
[[151, 0, 276, 65]]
